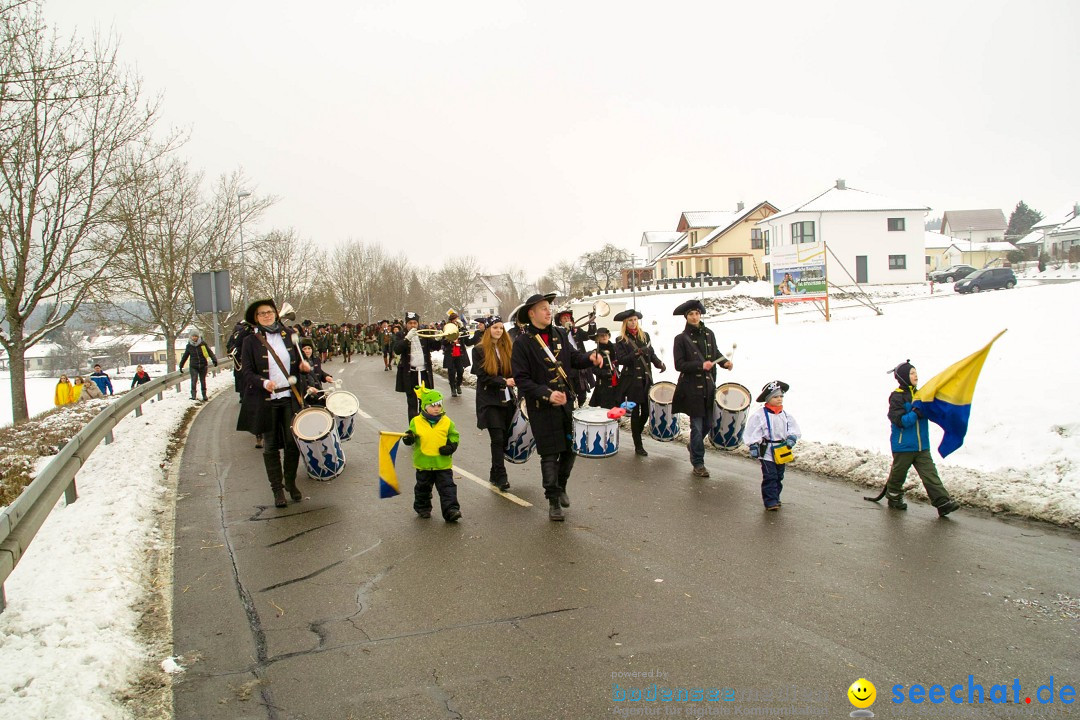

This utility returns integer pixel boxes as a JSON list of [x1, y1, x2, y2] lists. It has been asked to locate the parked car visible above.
[[929, 264, 977, 283], [954, 268, 1017, 293]]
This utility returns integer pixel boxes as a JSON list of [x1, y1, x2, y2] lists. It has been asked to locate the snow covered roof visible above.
[[678, 211, 733, 231], [128, 337, 187, 353], [762, 183, 930, 222], [924, 230, 955, 249], [941, 209, 1007, 233], [1031, 203, 1079, 230], [1015, 229, 1043, 245], [641, 231, 682, 247], [22, 342, 63, 359], [1050, 212, 1080, 234], [947, 241, 1017, 253]]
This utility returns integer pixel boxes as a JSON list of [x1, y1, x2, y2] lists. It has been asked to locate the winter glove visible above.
[[401, 430, 416, 446], [405, 328, 419, 341], [785, 434, 798, 448], [903, 402, 912, 413], [749, 444, 760, 459], [439, 441, 458, 456], [901, 411, 917, 427]]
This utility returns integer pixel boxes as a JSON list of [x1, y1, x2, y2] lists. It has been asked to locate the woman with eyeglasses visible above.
[[236, 299, 312, 509]]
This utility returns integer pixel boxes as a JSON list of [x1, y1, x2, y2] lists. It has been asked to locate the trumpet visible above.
[[416, 321, 460, 341], [572, 299, 610, 328]]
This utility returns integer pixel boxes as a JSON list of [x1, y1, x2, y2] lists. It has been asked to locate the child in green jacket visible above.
[[402, 386, 462, 522]]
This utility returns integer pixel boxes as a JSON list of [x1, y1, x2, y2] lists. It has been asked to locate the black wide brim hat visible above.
[[245, 298, 277, 326], [673, 299, 706, 316], [514, 292, 558, 324], [756, 380, 790, 403], [405, 311, 420, 322], [612, 309, 643, 322]]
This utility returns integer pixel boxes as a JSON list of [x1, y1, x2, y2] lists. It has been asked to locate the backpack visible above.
[[226, 321, 254, 370]]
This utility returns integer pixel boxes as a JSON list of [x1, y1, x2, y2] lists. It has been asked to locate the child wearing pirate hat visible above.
[[744, 381, 801, 510]]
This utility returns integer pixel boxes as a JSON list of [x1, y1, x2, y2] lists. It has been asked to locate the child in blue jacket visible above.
[[884, 361, 960, 517]]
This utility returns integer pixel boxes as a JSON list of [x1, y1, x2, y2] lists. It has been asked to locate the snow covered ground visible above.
[[0, 370, 232, 720], [1, 277, 1079, 719]]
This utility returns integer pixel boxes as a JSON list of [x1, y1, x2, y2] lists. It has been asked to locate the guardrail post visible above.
[[156, 391, 163, 401], [135, 404, 143, 418], [104, 430, 114, 445], [1, 584, 6, 613], [64, 479, 78, 504]]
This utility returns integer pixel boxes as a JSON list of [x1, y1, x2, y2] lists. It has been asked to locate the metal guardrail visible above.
[[0, 367, 222, 612]]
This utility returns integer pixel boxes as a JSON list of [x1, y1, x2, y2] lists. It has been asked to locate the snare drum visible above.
[[709, 382, 751, 449], [504, 399, 536, 464], [292, 407, 345, 480], [647, 380, 679, 442], [324, 389, 360, 442], [572, 406, 619, 458]]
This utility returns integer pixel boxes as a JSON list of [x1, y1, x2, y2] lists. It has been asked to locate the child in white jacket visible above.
[[744, 380, 802, 510]]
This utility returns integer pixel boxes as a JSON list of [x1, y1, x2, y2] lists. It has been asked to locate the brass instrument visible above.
[[572, 299, 610, 328], [416, 322, 460, 341]]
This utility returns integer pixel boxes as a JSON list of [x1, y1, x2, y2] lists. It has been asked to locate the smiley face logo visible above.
[[848, 678, 876, 709]]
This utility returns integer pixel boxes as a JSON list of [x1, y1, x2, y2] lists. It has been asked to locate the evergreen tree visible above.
[[1005, 201, 1043, 239]]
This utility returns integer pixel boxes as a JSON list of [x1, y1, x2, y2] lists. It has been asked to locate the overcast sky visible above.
[[47, 0, 1080, 275]]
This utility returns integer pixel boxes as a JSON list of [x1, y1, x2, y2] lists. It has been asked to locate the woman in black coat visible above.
[[236, 299, 311, 508], [471, 317, 516, 491], [613, 310, 666, 456]]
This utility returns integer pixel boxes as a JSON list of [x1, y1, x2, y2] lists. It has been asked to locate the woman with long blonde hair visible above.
[[471, 316, 516, 490], [614, 309, 666, 456]]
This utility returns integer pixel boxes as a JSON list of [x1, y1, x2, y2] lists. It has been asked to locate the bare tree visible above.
[[581, 243, 631, 291], [0, 3, 160, 422], [373, 252, 410, 321], [248, 227, 321, 310], [430, 255, 481, 319], [322, 239, 385, 324], [545, 259, 580, 297]]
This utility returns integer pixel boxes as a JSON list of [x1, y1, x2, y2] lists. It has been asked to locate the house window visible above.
[[791, 221, 815, 244], [704, 259, 711, 274], [690, 231, 698, 247], [750, 228, 763, 250], [728, 257, 743, 276], [676, 261, 685, 277], [888, 218, 906, 232], [764, 230, 770, 255], [925, 256, 931, 266], [889, 255, 907, 270]]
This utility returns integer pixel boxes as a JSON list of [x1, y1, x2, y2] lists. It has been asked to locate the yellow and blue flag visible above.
[[378, 431, 406, 498], [913, 330, 1006, 458]]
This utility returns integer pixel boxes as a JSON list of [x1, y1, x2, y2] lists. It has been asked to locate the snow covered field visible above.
[[590, 276, 1080, 526], [1, 279, 1078, 719]]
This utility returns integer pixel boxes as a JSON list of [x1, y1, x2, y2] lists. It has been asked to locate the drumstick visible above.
[[728, 343, 737, 363]]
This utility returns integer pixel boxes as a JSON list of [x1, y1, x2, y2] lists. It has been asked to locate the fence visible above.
[[0, 367, 222, 612]]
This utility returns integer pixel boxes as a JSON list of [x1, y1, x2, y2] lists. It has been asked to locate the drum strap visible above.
[[533, 333, 573, 398], [256, 332, 304, 405]]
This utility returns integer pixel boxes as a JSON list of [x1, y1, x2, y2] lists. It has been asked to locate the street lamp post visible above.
[[237, 191, 252, 306], [630, 255, 638, 308]]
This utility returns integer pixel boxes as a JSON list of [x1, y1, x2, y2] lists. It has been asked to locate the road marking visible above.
[[358, 409, 372, 418], [455, 466, 532, 507]]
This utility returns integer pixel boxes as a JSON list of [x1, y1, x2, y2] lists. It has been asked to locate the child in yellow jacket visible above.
[[401, 386, 462, 522]]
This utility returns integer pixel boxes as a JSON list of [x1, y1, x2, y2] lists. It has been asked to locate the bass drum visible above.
[[709, 382, 751, 449], [647, 381, 679, 442], [292, 407, 345, 480], [504, 399, 536, 464]]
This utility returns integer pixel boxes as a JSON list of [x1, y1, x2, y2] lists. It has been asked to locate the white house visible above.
[[1019, 202, 1080, 259], [128, 336, 187, 366], [940, 209, 1007, 244], [640, 231, 683, 263], [757, 180, 929, 285], [0, 342, 64, 373]]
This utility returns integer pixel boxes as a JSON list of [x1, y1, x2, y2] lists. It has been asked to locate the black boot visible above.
[[557, 452, 574, 507], [285, 477, 302, 503], [886, 490, 907, 510], [540, 456, 562, 516], [264, 454, 287, 508], [548, 499, 564, 521], [937, 498, 961, 517]]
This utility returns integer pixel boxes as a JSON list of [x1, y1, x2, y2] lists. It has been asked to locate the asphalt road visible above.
[[172, 355, 1079, 720]]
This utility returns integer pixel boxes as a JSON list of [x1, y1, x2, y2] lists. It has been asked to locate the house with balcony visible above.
[[940, 209, 1007, 245], [648, 202, 779, 281], [757, 180, 930, 285]]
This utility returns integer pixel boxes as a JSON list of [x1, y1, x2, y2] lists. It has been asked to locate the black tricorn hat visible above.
[[673, 299, 705, 316], [514, 292, 558, 324], [245, 298, 277, 326], [298, 337, 315, 348], [612, 308, 643, 322], [595, 326, 611, 336], [756, 380, 790, 403]]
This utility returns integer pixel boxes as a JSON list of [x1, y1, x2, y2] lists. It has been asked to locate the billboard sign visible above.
[[771, 242, 827, 301]]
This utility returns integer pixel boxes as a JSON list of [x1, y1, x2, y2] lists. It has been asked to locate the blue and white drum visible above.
[[292, 407, 345, 481], [325, 390, 359, 442], [504, 399, 535, 464], [709, 382, 751, 449], [572, 406, 619, 458], [647, 381, 679, 442]]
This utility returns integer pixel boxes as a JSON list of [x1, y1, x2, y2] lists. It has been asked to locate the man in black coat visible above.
[[671, 299, 732, 478], [393, 311, 441, 421], [235, 299, 311, 508], [512, 293, 603, 521]]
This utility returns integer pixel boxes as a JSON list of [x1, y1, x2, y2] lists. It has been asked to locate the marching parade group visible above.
[[226, 292, 961, 523]]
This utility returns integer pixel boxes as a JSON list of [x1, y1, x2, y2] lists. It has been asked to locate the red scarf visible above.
[[765, 404, 784, 414]]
